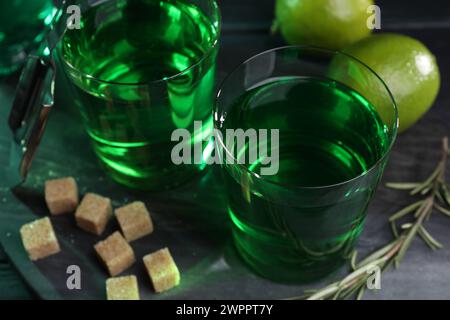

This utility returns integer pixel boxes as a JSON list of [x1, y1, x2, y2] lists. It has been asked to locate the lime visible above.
[[343, 33, 441, 132], [275, 0, 374, 50]]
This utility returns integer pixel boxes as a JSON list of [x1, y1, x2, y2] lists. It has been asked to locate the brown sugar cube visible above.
[[143, 248, 180, 293], [45, 177, 79, 215], [75, 193, 112, 235], [94, 231, 135, 276], [20, 217, 61, 261], [106, 275, 140, 300], [115, 201, 154, 242]]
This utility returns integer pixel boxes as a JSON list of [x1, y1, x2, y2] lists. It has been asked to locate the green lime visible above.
[[275, 0, 374, 50], [343, 33, 441, 132]]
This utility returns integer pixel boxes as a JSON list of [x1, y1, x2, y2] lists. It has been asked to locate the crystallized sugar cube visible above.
[[45, 177, 79, 215], [75, 193, 112, 235], [20, 217, 61, 261], [94, 231, 135, 276], [143, 248, 180, 293], [106, 275, 140, 300], [115, 201, 154, 242]]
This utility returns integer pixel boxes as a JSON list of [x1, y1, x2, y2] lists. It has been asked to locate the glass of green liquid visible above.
[[0, 0, 56, 76], [59, 0, 220, 190], [215, 46, 398, 282]]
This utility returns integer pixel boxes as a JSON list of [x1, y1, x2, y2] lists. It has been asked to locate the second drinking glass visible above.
[[215, 46, 398, 282]]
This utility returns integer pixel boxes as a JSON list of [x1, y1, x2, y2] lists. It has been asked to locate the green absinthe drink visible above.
[[218, 70, 395, 282], [61, 0, 220, 190]]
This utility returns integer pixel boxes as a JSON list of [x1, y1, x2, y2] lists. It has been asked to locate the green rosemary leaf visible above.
[[410, 164, 442, 195], [332, 287, 344, 300], [342, 279, 367, 300], [307, 284, 340, 300], [394, 258, 400, 269], [401, 223, 413, 229], [343, 291, 357, 300], [395, 206, 428, 268], [383, 257, 395, 272], [421, 185, 432, 195], [389, 200, 424, 222], [418, 226, 443, 250], [350, 251, 358, 271], [396, 199, 433, 265], [341, 284, 360, 300], [438, 183, 450, 206], [385, 182, 420, 190], [418, 232, 435, 250], [357, 241, 398, 268], [436, 190, 446, 206], [390, 221, 399, 238], [395, 223, 421, 266], [434, 203, 450, 217], [356, 286, 366, 300]]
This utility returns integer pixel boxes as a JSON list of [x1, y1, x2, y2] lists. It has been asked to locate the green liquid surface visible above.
[[223, 76, 389, 282], [62, 0, 219, 189]]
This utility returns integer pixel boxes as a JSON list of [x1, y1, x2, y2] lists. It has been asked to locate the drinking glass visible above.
[[0, 0, 56, 76], [215, 46, 398, 282], [59, 0, 220, 190]]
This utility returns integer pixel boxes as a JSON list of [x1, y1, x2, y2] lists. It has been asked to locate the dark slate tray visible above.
[[0, 20, 449, 299]]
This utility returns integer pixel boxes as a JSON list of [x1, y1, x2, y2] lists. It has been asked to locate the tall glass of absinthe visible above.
[[61, 0, 221, 190]]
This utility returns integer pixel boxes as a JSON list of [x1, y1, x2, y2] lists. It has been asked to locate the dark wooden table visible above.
[[0, 0, 449, 299]]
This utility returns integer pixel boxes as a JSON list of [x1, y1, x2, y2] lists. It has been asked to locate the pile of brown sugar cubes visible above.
[[19, 177, 181, 300]]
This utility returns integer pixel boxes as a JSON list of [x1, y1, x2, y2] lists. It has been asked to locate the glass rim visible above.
[[59, 0, 221, 87], [214, 45, 399, 191]]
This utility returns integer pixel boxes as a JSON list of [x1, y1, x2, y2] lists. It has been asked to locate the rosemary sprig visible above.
[[291, 137, 449, 300]]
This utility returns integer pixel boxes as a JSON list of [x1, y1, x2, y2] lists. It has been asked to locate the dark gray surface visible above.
[[0, 2, 450, 300]]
